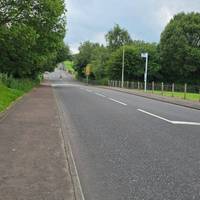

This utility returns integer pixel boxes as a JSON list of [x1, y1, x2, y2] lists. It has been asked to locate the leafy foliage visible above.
[[106, 24, 133, 51], [107, 42, 160, 81], [74, 13, 200, 84], [0, 0, 66, 78], [160, 12, 200, 83], [74, 41, 100, 77], [56, 44, 72, 63], [91, 46, 109, 80]]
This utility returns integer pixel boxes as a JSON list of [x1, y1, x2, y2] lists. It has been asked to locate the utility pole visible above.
[[121, 45, 125, 88], [141, 53, 148, 92]]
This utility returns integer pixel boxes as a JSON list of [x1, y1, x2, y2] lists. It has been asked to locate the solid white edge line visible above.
[[137, 109, 200, 126], [108, 98, 127, 106], [95, 92, 106, 98]]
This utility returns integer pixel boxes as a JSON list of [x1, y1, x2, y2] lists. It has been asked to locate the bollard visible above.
[[199, 89, 200, 102], [127, 81, 129, 88], [172, 83, 175, 97], [131, 82, 134, 89], [152, 81, 154, 93], [161, 82, 164, 96], [184, 83, 187, 100], [138, 81, 140, 90]]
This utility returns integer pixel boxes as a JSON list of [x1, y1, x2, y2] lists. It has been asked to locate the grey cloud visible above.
[[65, 0, 200, 53]]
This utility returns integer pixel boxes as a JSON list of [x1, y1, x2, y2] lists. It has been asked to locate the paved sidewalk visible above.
[[0, 85, 74, 200], [100, 86, 200, 110]]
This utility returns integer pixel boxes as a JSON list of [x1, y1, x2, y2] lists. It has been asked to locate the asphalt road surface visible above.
[[51, 70, 200, 200]]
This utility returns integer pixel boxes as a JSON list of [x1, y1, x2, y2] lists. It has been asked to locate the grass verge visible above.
[[0, 83, 23, 112], [145, 90, 200, 102], [0, 75, 40, 112]]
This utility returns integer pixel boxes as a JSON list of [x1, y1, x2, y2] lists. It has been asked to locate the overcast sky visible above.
[[64, 0, 200, 53]]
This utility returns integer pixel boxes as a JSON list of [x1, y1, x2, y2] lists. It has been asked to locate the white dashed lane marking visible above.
[[108, 98, 127, 106], [95, 92, 106, 98]]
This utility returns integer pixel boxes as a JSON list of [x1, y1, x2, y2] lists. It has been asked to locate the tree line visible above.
[[73, 12, 200, 84], [0, 0, 69, 79]]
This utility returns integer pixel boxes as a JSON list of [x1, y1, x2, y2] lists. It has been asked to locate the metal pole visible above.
[[144, 54, 148, 92], [122, 45, 125, 88]]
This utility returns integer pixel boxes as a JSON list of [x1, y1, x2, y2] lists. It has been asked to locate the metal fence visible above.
[[78, 77, 200, 101], [108, 80, 200, 102]]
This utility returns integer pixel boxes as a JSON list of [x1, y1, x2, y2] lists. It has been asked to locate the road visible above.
[[51, 71, 200, 200]]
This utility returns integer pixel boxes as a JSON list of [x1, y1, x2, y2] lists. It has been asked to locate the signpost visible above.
[[121, 45, 125, 88], [85, 64, 91, 85], [141, 53, 148, 92]]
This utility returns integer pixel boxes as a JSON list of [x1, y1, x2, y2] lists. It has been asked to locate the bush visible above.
[[0, 73, 40, 92]]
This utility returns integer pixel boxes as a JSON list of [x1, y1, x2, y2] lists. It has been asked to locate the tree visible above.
[[91, 45, 109, 80], [0, 24, 38, 78], [105, 24, 133, 51], [107, 41, 160, 81], [0, 0, 66, 78], [0, 0, 35, 26], [74, 41, 100, 77], [160, 12, 200, 83], [56, 43, 72, 63]]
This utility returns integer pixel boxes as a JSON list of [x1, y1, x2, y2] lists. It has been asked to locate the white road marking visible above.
[[138, 109, 200, 126], [108, 98, 127, 106], [95, 92, 106, 98], [137, 109, 171, 123], [171, 121, 200, 126], [86, 89, 92, 93], [52, 83, 80, 87]]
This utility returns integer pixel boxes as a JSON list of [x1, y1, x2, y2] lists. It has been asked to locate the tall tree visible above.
[[91, 45, 109, 80], [107, 41, 160, 81], [160, 12, 200, 83], [56, 43, 72, 63], [0, 0, 66, 78], [74, 41, 100, 77], [105, 24, 133, 51]]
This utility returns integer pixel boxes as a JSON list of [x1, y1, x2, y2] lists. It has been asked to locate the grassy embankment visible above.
[[63, 61, 75, 74], [0, 75, 40, 112], [146, 90, 200, 102]]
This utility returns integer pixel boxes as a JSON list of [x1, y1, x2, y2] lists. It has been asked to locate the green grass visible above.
[[0, 83, 23, 112], [146, 90, 200, 102], [63, 61, 75, 74], [0, 74, 40, 112]]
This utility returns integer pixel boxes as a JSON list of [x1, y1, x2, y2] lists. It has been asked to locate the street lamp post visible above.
[[121, 45, 125, 88], [141, 53, 148, 92]]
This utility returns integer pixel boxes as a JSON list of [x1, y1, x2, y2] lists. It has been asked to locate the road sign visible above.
[[141, 53, 148, 58], [85, 64, 91, 76]]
